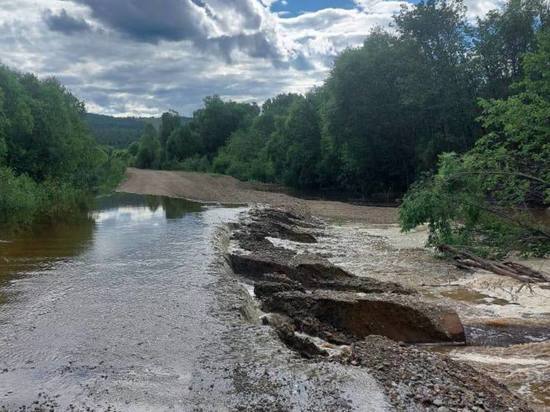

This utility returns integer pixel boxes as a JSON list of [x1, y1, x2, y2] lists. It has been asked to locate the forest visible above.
[[85, 113, 191, 148], [129, 0, 548, 256], [0, 67, 127, 227]]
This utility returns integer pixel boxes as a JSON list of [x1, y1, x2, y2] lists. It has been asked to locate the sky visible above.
[[0, 0, 503, 117]]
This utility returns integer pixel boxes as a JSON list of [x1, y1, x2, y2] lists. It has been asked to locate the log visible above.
[[502, 261, 550, 282], [438, 244, 550, 283]]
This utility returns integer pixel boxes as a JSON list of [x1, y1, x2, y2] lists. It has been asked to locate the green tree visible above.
[[322, 30, 420, 194], [395, 0, 479, 169], [474, 0, 548, 98], [211, 93, 300, 182], [128, 141, 139, 157], [0, 64, 126, 227], [400, 29, 550, 257], [159, 110, 181, 164], [135, 124, 161, 169], [165, 125, 201, 163], [191, 96, 259, 157], [277, 94, 322, 189]]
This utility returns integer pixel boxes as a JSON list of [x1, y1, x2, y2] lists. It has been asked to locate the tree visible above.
[[400, 29, 550, 257], [159, 110, 180, 164], [474, 0, 548, 98], [277, 94, 322, 189], [211, 93, 300, 182], [128, 141, 139, 157], [191, 96, 259, 157], [474, 27, 550, 207], [395, 0, 480, 169], [322, 30, 418, 194], [135, 124, 161, 169], [165, 125, 201, 163], [0, 64, 127, 227]]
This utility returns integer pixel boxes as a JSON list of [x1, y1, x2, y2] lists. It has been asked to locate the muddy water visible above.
[[0, 193, 387, 411]]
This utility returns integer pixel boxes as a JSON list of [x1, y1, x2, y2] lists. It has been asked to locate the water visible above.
[[0, 193, 387, 411]]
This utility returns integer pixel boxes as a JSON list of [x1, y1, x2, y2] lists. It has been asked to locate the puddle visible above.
[[441, 288, 512, 305]]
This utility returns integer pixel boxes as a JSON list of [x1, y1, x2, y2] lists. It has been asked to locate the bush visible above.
[[0, 167, 41, 226], [173, 155, 211, 173], [400, 153, 549, 258]]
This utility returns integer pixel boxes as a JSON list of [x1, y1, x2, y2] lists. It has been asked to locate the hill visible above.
[[85, 113, 191, 148]]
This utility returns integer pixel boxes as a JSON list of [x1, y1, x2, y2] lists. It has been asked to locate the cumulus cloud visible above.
[[69, 0, 288, 62], [73, 0, 211, 42], [0, 0, 503, 116]]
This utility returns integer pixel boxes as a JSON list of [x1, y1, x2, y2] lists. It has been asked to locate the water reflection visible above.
[[0, 221, 95, 288], [0, 193, 204, 300], [94, 192, 203, 220]]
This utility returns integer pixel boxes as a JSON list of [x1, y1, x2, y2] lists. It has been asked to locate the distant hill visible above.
[[85, 113, 191, 148]]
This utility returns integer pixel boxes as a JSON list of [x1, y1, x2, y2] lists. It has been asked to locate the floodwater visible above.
[[0, 193, 387, 411]]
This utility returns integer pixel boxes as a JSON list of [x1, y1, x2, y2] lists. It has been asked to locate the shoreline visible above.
[[117, 168, 399, 223]]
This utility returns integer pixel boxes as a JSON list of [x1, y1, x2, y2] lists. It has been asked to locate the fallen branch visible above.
[[438, 244, 550, 283]]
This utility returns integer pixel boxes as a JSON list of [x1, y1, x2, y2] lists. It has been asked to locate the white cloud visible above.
[[0, 0, 503, 116]]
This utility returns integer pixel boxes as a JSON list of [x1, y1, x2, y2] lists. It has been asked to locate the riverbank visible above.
[[271, 213, 550, 410], [117, 168, 398, 223]]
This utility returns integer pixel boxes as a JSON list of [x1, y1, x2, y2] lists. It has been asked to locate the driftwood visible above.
[[438, 244, 550, 283]]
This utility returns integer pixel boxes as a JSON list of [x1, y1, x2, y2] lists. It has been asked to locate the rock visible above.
[[349, 336, 531, 412], [229, 251, 411, 295], [262, 290, 466, 344], [228, 252, 291, 278], [262, 313, 327, 359], [254, 281, 304, 298]]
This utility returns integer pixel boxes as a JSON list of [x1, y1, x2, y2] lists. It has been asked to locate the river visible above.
[[0, 193, 387, 411]]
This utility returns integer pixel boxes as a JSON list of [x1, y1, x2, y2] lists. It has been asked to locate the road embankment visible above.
[[117, 168, 398, 223]]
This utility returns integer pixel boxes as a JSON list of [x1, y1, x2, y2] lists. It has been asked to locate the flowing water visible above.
[[0, 193, 387, 411]]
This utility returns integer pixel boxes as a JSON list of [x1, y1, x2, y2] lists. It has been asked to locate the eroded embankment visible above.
[[314, 219, 550, 409], [227, 207, 532, 411]]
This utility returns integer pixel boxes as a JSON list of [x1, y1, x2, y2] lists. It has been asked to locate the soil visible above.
[[227, 206, 530, 411], [117, 168, 398, 223]]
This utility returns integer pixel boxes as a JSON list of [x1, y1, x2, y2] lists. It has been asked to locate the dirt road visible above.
[[117, 168, 398, 223]]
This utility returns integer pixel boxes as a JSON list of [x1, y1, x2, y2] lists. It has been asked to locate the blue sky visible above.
[[0, 0, 502, 116], [271, 0, 357, 16]]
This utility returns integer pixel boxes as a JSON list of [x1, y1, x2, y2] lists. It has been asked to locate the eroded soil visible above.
[[273, 217, 550, 410], [227, 207, 538, 411]]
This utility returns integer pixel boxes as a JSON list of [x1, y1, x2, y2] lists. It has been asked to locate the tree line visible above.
[[85, 113, 191, 149], [129, 0, 548, 256], [0, 66, 126, 227], [132, 0, 546, 195], [400, 25, 549, 257]]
